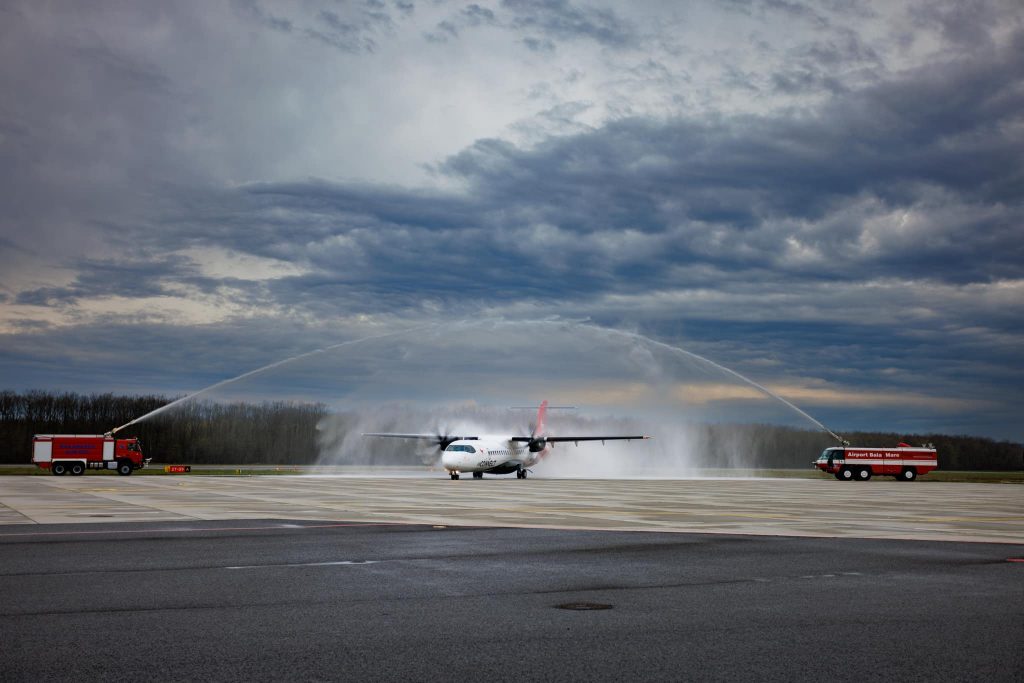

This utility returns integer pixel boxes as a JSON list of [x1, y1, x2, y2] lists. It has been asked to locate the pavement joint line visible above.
[[0, 521, 401, 537], [225, 560, 381, 569], [3, 477, 1023, 542]]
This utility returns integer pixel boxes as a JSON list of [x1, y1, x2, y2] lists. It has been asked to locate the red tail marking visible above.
[[535, 400, 548, 437]]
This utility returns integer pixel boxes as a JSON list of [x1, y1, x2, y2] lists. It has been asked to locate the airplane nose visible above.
[[441, 452, 458, 470]]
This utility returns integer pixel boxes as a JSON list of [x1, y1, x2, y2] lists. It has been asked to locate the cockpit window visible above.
[[445, 444, 476, 453], [819, 447, 840, 460]]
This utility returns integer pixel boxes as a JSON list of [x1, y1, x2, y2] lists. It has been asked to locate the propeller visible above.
[[526, 418, 548, 453], [415, 430, 448, 465]]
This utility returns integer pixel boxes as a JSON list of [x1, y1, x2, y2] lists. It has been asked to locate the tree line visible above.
[[1, 390, 1020, 470], [0, 390, 327, 465]]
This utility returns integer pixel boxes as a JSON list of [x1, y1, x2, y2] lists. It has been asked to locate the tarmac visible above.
[[0, 474, 1021, 543], [1, 473, 1021, 681]]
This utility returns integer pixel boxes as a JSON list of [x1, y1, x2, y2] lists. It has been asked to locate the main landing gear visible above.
[[472, 471, 483, 479]]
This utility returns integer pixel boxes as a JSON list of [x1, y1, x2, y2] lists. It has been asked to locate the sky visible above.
[[0, 0, 1021, 441]]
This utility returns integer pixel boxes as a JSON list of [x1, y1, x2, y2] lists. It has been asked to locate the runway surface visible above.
[[1, 475, 1022, 543], [1, 476, 1021, 680], [1, 520, 1021, 682]]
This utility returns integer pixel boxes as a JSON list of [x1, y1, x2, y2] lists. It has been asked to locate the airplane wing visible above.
[[361, 433, 480, 451]]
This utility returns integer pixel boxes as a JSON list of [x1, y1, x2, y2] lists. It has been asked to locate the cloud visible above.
[[908, 0, 1017, 49], [11, 27, 1013, 353], [502, 0, 638, 47], [0, 1, 1021, 440]]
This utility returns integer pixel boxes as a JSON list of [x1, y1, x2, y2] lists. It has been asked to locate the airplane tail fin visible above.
[[534, 400, 548, 438]]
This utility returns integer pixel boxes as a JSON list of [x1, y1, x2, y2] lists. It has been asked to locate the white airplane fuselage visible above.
[[440, 437, 549, 475]]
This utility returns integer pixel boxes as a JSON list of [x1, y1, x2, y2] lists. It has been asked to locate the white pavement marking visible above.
[[225, 560, 379, 569]]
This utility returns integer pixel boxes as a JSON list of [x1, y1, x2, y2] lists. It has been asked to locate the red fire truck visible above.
[[814, 443, 938, 481], [32, 435, 150, 476]]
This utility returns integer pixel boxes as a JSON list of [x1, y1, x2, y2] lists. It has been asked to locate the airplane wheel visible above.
[[450, 473, 459, 480], [472, 471, 483, 479]]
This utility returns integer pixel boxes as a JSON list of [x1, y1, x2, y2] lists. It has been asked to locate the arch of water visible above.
[[113, 320, 839, 476]]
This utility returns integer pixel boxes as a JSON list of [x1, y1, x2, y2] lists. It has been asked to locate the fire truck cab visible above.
[[815, 444, 938, 481]]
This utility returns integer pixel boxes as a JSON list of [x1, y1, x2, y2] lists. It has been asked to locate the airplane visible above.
[[363, 400, 650, 480]]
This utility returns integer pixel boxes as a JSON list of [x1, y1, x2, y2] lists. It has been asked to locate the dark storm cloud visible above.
[[908, 0, 1014, 48], [424, 0, 632, 48], [13, 255, 264, 308], [232, 0, 294, 33], [501, 0, 638, 47], [8, 20, 1019, 321], [305, 7, 395, 53], [0, 317, 346, 397], [233, 0, 397, 53], [718, 0, 830, 27], [771, 26, 882, 94], [521, 36, 557, 52], [131, 30, 1023, 318], [78, 25, 1014, 437], [2, 1, 1022, 440], [424, 19, 460, 42], [462, 4, 498, 25]]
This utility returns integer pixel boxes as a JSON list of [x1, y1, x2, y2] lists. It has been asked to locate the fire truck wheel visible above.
[[117, 460, 133, 476], [52, 462, 67, 476], [857, 468, 871, 481], [900, 468, 917, 482], [838, 467, 853, 481], [70, 462, 85, 476]]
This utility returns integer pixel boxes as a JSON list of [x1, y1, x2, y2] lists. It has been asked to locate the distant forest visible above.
[[1, 390, 1021, 470], [0, 390, 327, 465]]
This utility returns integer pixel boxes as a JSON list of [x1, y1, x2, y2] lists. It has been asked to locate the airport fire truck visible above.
[[32, 435, 150, 476], [814, 443, 938, 481]]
